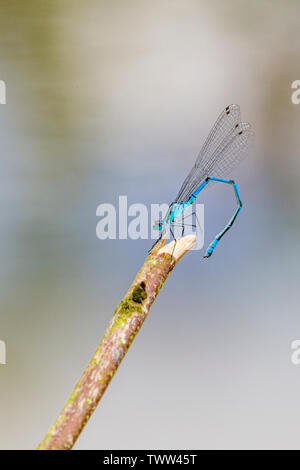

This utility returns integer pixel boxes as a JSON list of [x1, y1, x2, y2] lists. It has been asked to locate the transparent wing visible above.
[[197, 104, 241, 167], [175, 119, 254, 202], [208, 123, 254, 179], [176, 104, 241, 202], [176, 122, 254, 201]]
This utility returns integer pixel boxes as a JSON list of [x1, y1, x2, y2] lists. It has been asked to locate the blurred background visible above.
[[1, 0, 300, 450]]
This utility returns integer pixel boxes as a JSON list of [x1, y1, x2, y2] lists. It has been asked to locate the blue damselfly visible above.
[[152, 104, 254, 258]]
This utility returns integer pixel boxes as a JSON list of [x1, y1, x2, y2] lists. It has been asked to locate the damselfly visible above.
[[152, 104, 254, 258]]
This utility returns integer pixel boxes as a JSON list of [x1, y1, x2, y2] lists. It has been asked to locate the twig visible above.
[[37, 235, 196, 450]]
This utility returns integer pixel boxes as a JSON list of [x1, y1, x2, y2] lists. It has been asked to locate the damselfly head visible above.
[[153, 219, 164, 231]]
